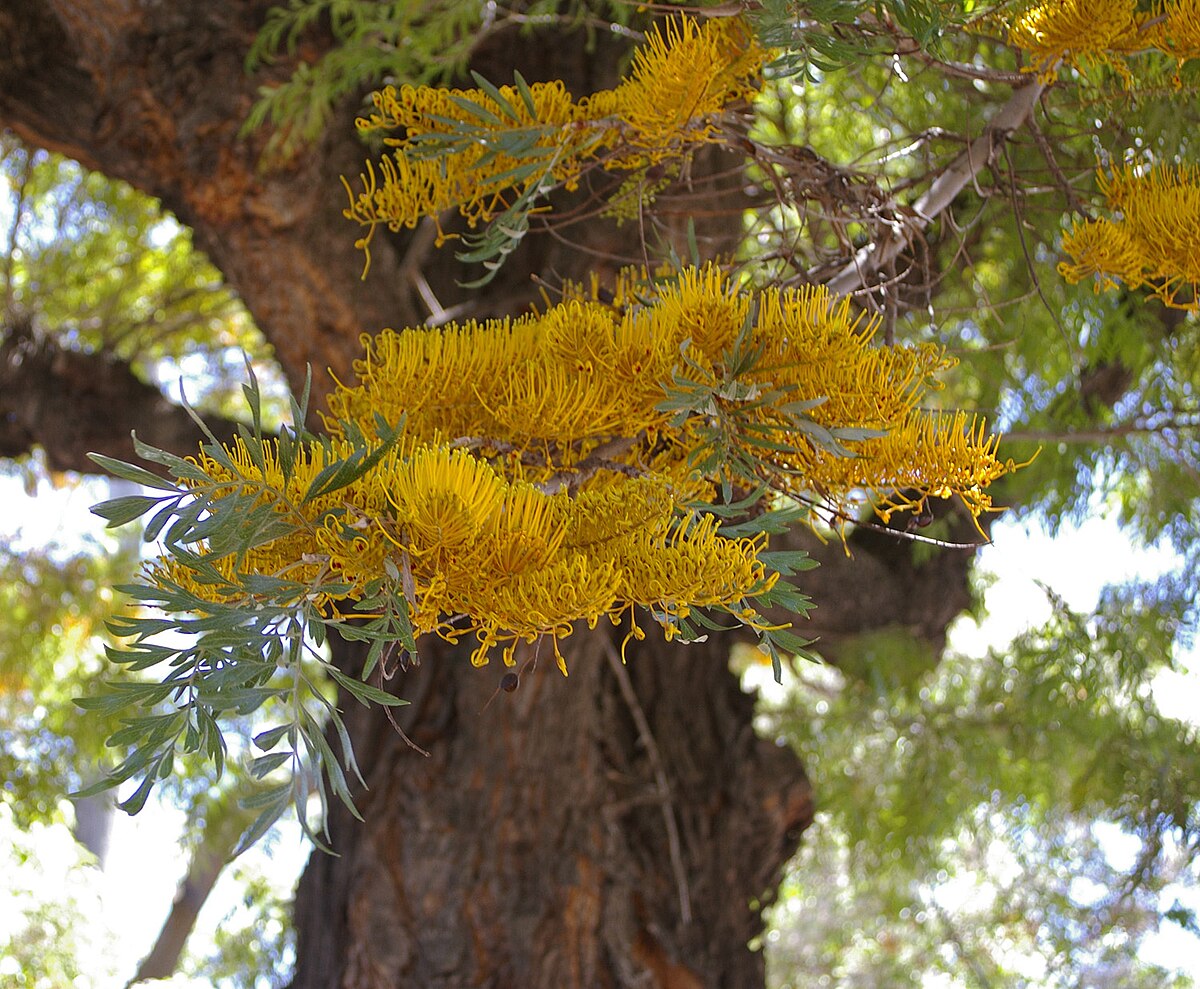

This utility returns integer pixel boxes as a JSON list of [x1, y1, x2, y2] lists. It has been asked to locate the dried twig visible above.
[[601, 636, 693, 925]]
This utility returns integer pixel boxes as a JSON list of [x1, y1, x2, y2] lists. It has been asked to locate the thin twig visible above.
[[755, 468, 989, 550], [538, 435, 643, 495], [601, 636, 693, 926], [1027, 111, 1087, 216], [1002, 142, 1074, 361], [824, 80, 1046, 298], [1002, 414, 1200, 444]]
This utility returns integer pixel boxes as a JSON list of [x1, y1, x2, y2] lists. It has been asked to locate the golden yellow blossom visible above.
[[580, 16, 766, 166], [327, 264, 1016, 525], [1145, 0, 1200, 64], [342, 16, 766, 267], [1008, 0, 1200, 82], [159, 262, 1020, 672], [1008, 0, 1136, 79], [1060, 162, 1200, 311], [344, 78, 585, 246]]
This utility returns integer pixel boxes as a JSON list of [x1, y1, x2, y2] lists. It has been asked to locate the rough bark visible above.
[[0, 4, 990, 986], [293, 631, 812, 989], [1, 0, 417, 409]]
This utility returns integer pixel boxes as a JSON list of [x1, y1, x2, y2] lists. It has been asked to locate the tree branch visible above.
[[1003, 412, 1200, 445], [1, 316, 248, 472], [824, 80, 1046, 298]]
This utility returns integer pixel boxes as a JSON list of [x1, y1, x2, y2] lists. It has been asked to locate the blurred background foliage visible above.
[[2, 0, 1199, 986]]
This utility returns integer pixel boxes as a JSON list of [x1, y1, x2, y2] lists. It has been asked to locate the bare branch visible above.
[[824, 80, 1047, 298]]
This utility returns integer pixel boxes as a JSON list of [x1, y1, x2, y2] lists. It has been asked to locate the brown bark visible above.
[[0, 313, 244, 470], [785, 495, 995, 661], [293, 631, 812, 989], [0, 0, 417, 408]]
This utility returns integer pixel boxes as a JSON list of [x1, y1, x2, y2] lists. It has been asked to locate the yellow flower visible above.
[[1007, 0, 1200, 83], [1145, 0, 1200, 64], [164, 259, 1023, 673], [342, 15, 767, 266], [328, 263, 1015, 522], [1008, 0, 1136, 79], [152, 434, 391, 609], [383, 446, 507, 558], [580, 16, 767, 165], [1060, 162, 1200, 311], [343, 78, 585, 248]]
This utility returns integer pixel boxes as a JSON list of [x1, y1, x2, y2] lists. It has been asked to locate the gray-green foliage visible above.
[[80, 370, 413, 851], [750, 0, 978, 80], [764, 576, 1199, 987]]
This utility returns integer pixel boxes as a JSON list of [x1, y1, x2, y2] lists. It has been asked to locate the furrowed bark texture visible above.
[[293, 632, 812, 989], [1, 3, 996, 986], [0, 0, 417, 409]]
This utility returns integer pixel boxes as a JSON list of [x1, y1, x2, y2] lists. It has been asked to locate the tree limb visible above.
[[824, 80, 1046, 299], [1, 316, 247, 472]]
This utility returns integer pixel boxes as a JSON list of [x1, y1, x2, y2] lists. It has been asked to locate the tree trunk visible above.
[[293, 631, 812, 989]]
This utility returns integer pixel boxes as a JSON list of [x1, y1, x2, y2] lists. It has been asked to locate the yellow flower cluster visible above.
[[1008, 0, 1200, 82], [159, 265, 1021, 669], [326, 264, 1018, 521], [342, 16, 766, 253], [1059, 162, 1200, 311], [157, 437, 771, 672], [151, 435, 357, 607], [802, 412, 1014, 523]]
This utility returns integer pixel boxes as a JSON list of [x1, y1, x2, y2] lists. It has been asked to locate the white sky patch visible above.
[[950, 513, 1183, 655], [0, 473, 115, 548], [952, 513, 1200, 728]]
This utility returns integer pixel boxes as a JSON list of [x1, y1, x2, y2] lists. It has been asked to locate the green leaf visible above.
[[117, 762, 162, 815], [759, 550, 819, 575], [447, 91, 505, 127], [250, 751, 292, 778], [512, 69, 539, 119], [470, 70, 524, 123], [132, 434, 205, 477], [143, 497, 183, 544], [234, 796, 291, 857], [242, 354, 264, 438], [87, 453, 181, 492], [240, 780, 293, 811], [717, 505, 807, 538], [91, 494, 166, 528], [254, 722, 293, 752], [327, 666, 410, 707]]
